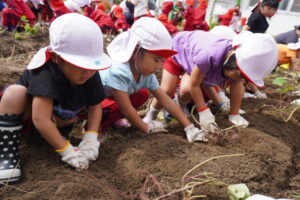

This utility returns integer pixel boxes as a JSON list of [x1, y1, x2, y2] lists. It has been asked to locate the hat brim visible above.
[[27, 46, 111, 71], [146, 49, 178, 58], [107, 31, 138, 63], [287, 42, 300, 50], [59, 51, 112, 71], [236, 60, 264, 87], [27, 47, 51, 70]]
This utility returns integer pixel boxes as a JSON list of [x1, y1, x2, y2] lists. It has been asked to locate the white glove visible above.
[[143, 106, 160, 124], [146, 120, 167, 134], [198, 108, 219, 132], [228, 114, 249, 128], [254, 91, 267, 99], [78, 132, 100, 161], [219, 102, 246, 114], [184, 124, 208, 143], [57, 142, 89, 169]]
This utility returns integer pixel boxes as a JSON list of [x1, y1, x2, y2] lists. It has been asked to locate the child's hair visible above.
[[261, 0, 279, 9]]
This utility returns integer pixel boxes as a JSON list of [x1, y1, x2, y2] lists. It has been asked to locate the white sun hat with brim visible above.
[[287, 41, 300, 50], [107, 17, 177, 63], [232, 31, 278, 87], [210, 25, 237, 41], [27, 13, 111, 71]]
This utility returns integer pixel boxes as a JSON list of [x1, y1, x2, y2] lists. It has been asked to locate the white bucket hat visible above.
[[210, 25, 237, 41], [287, 41, 300, 50], [27, 13, 111, 71], [232, 31, 278, 87], [107, 17, 177, 63]]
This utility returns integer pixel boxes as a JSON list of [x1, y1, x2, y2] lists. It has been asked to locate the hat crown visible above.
[[131, 17, 172, 51], [234, 32, 278, 86], [49, 13, 103, 58]]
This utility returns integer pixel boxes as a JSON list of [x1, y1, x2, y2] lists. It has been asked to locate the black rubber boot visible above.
[[0, 114, 23, 184]]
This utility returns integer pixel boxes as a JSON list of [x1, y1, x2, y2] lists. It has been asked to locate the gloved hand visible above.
[[143, 106, 160, 124], [228, 114, 249, 128], [198, 108, 219, 132], [57, 141, 89, 169], [78, 131, 100, 161], [254, 90, 267, 99], [146, 120, 167, 134], [246, 194, 292, 200], [219, 102, 246, 114], [184, 124, 208, 143]]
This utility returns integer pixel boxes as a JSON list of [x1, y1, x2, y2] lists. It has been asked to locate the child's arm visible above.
[[189, 66, 206, 108], [112, 89, 148, 133], [151, 88, 190, 128], [86, 103, 102, 132], [32, 96, 89, 168], [31, 96, 67, 149]]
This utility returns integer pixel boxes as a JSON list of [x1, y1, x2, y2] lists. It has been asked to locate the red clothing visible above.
[[40, 0, 54, 22], [48, 0, 72, 20], [162, 1, 173, 15], [2, 0, 36, 26], [87, 8, 117, 33], [100, 89, 148, 132], [115, 15, 130, 31], [157, 14, 178, 35], [193, 6, 205, 25], [219, 8, 234, 26], [183, 6, 194, 31]]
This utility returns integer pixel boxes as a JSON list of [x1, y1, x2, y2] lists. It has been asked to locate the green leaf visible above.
[[273, 77, 286, 87], [24, 23, 30, 31]]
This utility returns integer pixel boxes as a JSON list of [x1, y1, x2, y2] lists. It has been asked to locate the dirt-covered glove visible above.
[[184, 124, 208, 143], [78, 131, 100, 161], [143, 106, 160, 124], [198, 108, 219, 132], [219, 102, 246, 114], [57, 141, 89, 169], [146, 120, 167, 134], [228, 114, 249, 128], [254, 91, 267, 99]]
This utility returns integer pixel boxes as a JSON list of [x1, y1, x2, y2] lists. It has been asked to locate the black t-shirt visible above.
[[275, 30, 299, 44], [17, 60, 106, 120], [247, 12, 269, 33]]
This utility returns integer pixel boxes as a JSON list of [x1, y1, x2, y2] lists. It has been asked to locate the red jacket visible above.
[[88, 8, 116, 30], [5, 0, 35, 20], [162, 1, 173, 15], [115, 15, 130, 31]]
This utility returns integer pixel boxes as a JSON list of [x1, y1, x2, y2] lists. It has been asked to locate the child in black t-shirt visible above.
[[243, 0, 279, 98], [0, 13, 111, 184], [244, 0, 279, 33]]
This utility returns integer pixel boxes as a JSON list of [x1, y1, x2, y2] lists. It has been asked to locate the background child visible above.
[[275, 24, 300, 45], [149, 31, 278, 132], [1, 0, 36, 31], [99, 17, 207, 143], [0, 13, 111, 184]]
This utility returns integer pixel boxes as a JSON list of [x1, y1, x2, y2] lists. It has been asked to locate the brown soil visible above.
[[0, 32, 299, 200]]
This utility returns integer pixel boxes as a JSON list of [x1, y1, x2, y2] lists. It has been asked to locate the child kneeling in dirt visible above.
[[99, 17, 207, 143], [0, 13, 111, 184], [146, 31, 278, 132]]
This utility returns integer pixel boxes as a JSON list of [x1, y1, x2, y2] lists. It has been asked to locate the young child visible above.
[[278, 41, 300, 72], [1, 0, 36, 31], [110, 5, 130, 32], [148, 31, 278, 132], [243, 0, 279, 98], [0, 13, 111, 184], [193, 0, 209, 31], [168, 0, 184, 26], [183, 0, 195, 31], [244, 0, 279, 33], [99, 17, 207, 143]]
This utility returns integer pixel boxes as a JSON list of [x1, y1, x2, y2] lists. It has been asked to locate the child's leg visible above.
[[201, 85, 223, 106], [101, 89, 148, 132], [245, 82, 267, 98], [229, 81, 244, 115], [0, 85, 31, 184]]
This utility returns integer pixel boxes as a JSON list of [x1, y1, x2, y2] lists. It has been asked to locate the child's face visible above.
[[260, 5, 277, 17], [138, 51, 165, 76], [58, 58, 96, 85], [223, 68, 244, 81]]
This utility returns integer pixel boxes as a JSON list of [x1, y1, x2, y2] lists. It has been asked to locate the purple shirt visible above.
[[172, 31, 232, 86]]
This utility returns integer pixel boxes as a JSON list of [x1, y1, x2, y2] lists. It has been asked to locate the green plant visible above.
[[14, 16, 39, 40]]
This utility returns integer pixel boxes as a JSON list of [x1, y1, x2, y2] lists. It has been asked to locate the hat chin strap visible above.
[[134, 46, 142, 75]]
